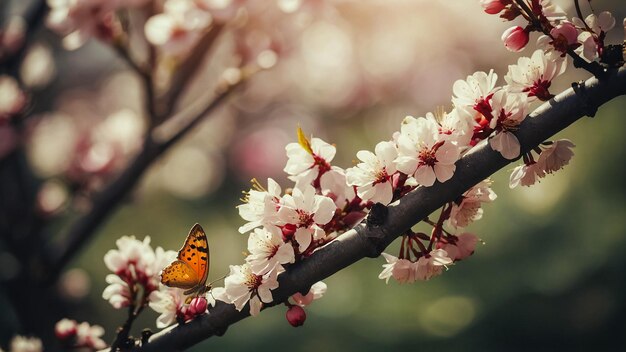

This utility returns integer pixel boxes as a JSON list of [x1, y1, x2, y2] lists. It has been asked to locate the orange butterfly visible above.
[[161, 223, 211, 296]]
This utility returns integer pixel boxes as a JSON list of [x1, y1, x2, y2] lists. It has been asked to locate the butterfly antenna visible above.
[[207, 275, 227, 287]]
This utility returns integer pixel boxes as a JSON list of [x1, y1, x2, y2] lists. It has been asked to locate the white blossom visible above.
[[395, 116, 460, 187], [449, 179, 497, 229], [246, 226, 295, 275], [217, 264, 280, 316], [346, 141, 398, 205], [238, 178, 282, 234]]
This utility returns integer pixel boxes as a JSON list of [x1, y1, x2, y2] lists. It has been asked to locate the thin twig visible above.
[[46, 73, 247, 283], [153, 24, 225, 123], [127, 67, 626, 352]]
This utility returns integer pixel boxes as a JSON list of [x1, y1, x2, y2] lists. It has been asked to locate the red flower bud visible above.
[[189, 297, 208, 315], [281, 224, 297, 241], [480, 0, 506, 15], [501, 26, 529, 52], [286, 305, 306, 327]]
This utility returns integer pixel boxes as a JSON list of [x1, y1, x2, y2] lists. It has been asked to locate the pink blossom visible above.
[[509, 162, 546, 188], [379, 250, 453, 283], [395, 116, 460, 187], [217, 263, 280, 316], [429, 109, 475, 149], [537, 139, 575, 174], [502, 26, 529, 52], [277, 184, 336, 253], [102, 236, 176, 308], [102, 274, 131, 308], [291, 281, 327, 307], [148, 286, 187, 328], [488, 90, 529, 160], [346, 141, 398, 205], [319, 166, 356, 208], [537, 0, 566, 22], [452, 70, 499, 122], [440, 233, 479, 261], [246, 226, 295, 275], [286, 305, 306, 327], [538, 22, 579, 60], [145, 0, 213, 56], [378, 253, 418, 284], [415, 249, 453, 281], [504, 49, 566, 101], [74, 321, 107, 350], [284, 135, 336, 188], [448, 179, 496, 229], [573, 12, 616, 62], [575, 31, 598, 62], [238, 178, 282, 234]]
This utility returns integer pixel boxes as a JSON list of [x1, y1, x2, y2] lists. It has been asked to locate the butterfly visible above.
[[161, 223, 211, 296]]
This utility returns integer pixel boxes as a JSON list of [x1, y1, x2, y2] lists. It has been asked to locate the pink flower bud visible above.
[[189, 297, 208, 315], [281, 224, 296, 241], [501, 26, 529, 52], [286, 305, 306, 327], [480, 0, 506, 15]]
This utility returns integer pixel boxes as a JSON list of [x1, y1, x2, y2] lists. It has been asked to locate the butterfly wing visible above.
[[160, 223, 210, 294], [161, 260, 200, 289]]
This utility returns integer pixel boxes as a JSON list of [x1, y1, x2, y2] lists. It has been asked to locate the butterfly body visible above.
[[161, 223, 210, 296]]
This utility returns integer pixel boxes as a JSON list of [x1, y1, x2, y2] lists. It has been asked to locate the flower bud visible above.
[[281, 224, 296, 241], [286, 305, 306, 327], [502, 26, 529, 52], [188, 297, 208, 315], [480, 0, 506, 15]]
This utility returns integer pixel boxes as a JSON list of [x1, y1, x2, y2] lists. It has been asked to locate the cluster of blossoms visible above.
[[55, 319, 107, 350], [102, 236, 176, 308], [89, 0, 622, 339], [483, 0, 622, 66], [46, 0, 305, 65], [215, 0, 605, 306]]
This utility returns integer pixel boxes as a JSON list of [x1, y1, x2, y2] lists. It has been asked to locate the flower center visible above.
[[245, 272, 263, 290], [417, 141, 445, 167], [296, 209, 314, 228]]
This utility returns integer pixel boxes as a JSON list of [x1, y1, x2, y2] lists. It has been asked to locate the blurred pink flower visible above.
[[0, 75, 26, 121], [145, 0, 212, 57]]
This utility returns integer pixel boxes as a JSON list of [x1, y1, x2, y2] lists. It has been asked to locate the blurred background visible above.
[[1, 0, 625, 351]]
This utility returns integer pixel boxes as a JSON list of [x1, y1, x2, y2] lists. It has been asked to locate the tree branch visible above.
[[153, 24, 225, 123], [45, 76, 245, 283], [131, 67, 626, 352]]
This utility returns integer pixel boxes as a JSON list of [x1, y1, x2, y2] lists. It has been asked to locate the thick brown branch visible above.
[[131, 67, 626, 352]]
